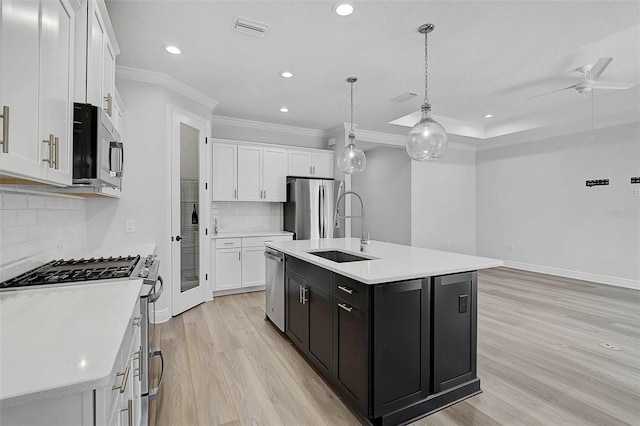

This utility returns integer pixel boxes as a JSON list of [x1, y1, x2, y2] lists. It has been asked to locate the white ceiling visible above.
[[105, 0, 640, 148]]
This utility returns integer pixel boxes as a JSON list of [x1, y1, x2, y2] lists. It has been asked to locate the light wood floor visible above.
[[150, 268, 640, 426]]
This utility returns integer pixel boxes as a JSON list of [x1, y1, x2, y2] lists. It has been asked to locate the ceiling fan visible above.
[[527, 57, 633, 100]]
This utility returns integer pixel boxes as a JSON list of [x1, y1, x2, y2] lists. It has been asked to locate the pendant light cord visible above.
[[350, 80, 354, 134], [424, 29, 429, 107]]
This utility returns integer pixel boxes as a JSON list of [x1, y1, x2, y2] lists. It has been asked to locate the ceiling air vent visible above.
[[390, 91, 419, 103], [233, 15, 270, 37]]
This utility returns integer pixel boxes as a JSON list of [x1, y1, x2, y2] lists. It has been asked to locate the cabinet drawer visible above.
[[216, 238, 241, 248], [286, 256, 332, 293], [335, 275, 370, 310], [242, 234, 292, 247]]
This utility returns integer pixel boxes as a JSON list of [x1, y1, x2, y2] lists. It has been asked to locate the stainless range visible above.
[[0, 253, 164, 426]]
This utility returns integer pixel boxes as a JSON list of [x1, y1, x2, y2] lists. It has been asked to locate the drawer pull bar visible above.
[[337, 285, 354, 295], [112, 364, 130, 393], [1, 106, 8, 153], [338, 302, 353, 312]]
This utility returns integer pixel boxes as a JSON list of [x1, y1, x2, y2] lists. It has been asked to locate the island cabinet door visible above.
[[371, 279, 430, 419], [307, 283, 333, 376], [286, 272, 308, 350], [432, 271, 477, 393], [334, 296, 369, 416]]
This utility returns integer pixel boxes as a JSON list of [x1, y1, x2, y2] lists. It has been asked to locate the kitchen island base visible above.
[[283, 255, 481, 426]]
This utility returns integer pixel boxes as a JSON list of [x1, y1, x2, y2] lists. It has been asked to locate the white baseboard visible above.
[[503, 261, 640, 291], [213, 285, 266, 298], [153, 307, 171, 324]]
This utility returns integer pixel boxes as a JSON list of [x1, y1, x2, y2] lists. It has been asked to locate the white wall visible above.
[[85, 78, 212, 320], [411, 148, 477, 255], [476, 122, 640, 288], [351, 147, 411, 244], [0, 189, 86, 281]]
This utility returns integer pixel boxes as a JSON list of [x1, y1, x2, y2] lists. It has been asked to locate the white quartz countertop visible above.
[[212, 231, 293, 239], [266, 238, 503, 285], [0, 279, 142, 409]]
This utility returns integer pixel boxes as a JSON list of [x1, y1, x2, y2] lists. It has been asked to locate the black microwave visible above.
[[72, 103, 123, 188]]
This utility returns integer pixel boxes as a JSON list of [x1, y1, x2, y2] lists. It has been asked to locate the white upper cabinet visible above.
[[76, 0, 118, 122], [0, 0, 75, 186], [288, 149, 334, 178], [262, 146, 287, 201], [237, 145, 287, 202], [212, 143, 237, 201]]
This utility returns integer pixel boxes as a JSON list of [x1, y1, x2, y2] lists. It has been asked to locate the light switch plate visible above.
[[125, 219, 135, 233]]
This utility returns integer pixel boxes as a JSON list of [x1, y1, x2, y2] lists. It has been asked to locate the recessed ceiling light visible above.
[[484, 114, 493, 119], [165, 45, 181, 55], [333, 2, 354, 16], [280, 107, 289, 113], [281, 71, 293, 78]]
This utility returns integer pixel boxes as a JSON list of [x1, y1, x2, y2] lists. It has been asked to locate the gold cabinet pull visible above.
[[0, 106, 8, 153], [42, 134, 54, 167], [134, 345, 142, 381], [120, 398, 133, 426], [54, 136, 59, 169]]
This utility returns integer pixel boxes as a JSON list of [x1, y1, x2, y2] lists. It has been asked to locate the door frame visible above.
[[168, 105, 211, 316]]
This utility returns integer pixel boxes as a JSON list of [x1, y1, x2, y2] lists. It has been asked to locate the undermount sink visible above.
[[307, 250, 375, 263]]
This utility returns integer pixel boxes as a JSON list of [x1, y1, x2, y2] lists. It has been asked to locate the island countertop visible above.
[[266, 238, 503, 284]]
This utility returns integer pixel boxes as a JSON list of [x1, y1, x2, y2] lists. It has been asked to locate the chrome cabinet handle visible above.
[[338, 302, 353, 312], [104, 93, 113, 117], [149, 348, 164, 401], [299, 285, 302, 304], [0, 106, 8, 153], [301, 287, 308, 305], [337, 285, 354, 295], [223, 242, 234, 245], [112, 364, 130, 393], [234, 189, 237, 199], [238, 251, 241, 261], [121, 398, 133, 426], [313, 166, 316, 174], [132, 315, 142, 327], [309, 165, 312, 174], [42, 134, 54, 167], [54, 136, 59, 169]]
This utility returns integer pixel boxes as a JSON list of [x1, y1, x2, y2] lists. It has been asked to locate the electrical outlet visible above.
[[125, 219, 135, 233], [508, 243, 516, 251], [635, 188, 640, 197]]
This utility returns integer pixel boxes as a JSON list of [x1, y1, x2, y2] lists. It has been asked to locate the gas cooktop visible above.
[[1, 255, 141, 291]]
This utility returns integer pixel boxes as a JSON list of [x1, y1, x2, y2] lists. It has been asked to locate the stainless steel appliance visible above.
[[0, 254, 163, 426], [72, 102, 123, 188], [284, 178, 340, 239], [264, 247, 285, 332]]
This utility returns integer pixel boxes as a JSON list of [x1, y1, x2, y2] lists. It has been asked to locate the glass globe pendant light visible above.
[[406, 24, 448, 161], [337, 77, 366, 174]]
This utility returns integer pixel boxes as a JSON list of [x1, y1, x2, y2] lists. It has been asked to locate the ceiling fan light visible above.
[[406, 107, 448, 161]]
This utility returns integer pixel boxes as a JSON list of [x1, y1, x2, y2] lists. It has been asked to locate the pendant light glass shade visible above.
[[406, 24, 447, 161], [337, 133, 366, 174], [406, 105, 447, 160], [338, 77, 366, 174]]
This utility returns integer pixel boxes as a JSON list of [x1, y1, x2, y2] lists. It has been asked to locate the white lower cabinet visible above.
[[212, 235, 292, 293], [1, 300, 142, 426]]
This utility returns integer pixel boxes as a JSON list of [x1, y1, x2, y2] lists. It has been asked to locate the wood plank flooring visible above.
[[150, 268, 640, 426]]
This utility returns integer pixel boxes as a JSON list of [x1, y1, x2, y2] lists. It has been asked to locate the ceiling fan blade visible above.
[[526, 84, 577, 100], [586, 57, 613, 80], [592, 81, 635, 90]]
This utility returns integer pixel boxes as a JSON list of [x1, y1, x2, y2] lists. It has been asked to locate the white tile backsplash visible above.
[[0, 188, 87, 281], [211, 202, 282, 233]]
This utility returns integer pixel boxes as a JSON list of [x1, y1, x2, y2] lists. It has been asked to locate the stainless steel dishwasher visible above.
[[264, 247, 285, 332]]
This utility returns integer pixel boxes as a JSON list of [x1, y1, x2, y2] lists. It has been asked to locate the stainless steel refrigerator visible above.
[[284, 178, 341, 239]]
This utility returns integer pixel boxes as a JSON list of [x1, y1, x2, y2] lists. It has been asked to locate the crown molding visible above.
[[115, 66, 219, 110], [211, 115, 325, 138]]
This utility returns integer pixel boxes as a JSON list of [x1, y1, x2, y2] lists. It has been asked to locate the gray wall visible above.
[[211, 118, 326, 149], [351, 147, 411, 245], [476, 122, 640, 286]]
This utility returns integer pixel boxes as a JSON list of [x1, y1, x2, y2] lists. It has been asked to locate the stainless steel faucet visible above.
[[334, 191, 370, 252]]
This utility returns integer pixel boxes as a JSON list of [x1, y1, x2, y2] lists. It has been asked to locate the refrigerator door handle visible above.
[[321, 184, 326, 238], [318, 184, 323, 238]]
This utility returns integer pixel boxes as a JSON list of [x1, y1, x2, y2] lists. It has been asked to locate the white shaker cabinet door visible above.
[[102, 37, 116, 119], [311, 151, 334, 178], [288, 149, 313, 177], [215, 248, 241, 291], [39, 0, 74, 185], [212, 143, 237, 201], [0, 0, 45, 181], [241, 247, 266, 287], [262, 147, 287, 201], [237, 145, 262, 201]]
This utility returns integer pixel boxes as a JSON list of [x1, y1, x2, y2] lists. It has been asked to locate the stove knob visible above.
[[140, 267, 150, 278]]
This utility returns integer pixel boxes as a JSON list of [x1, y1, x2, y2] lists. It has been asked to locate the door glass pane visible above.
[[180, 123, 200, 293]]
